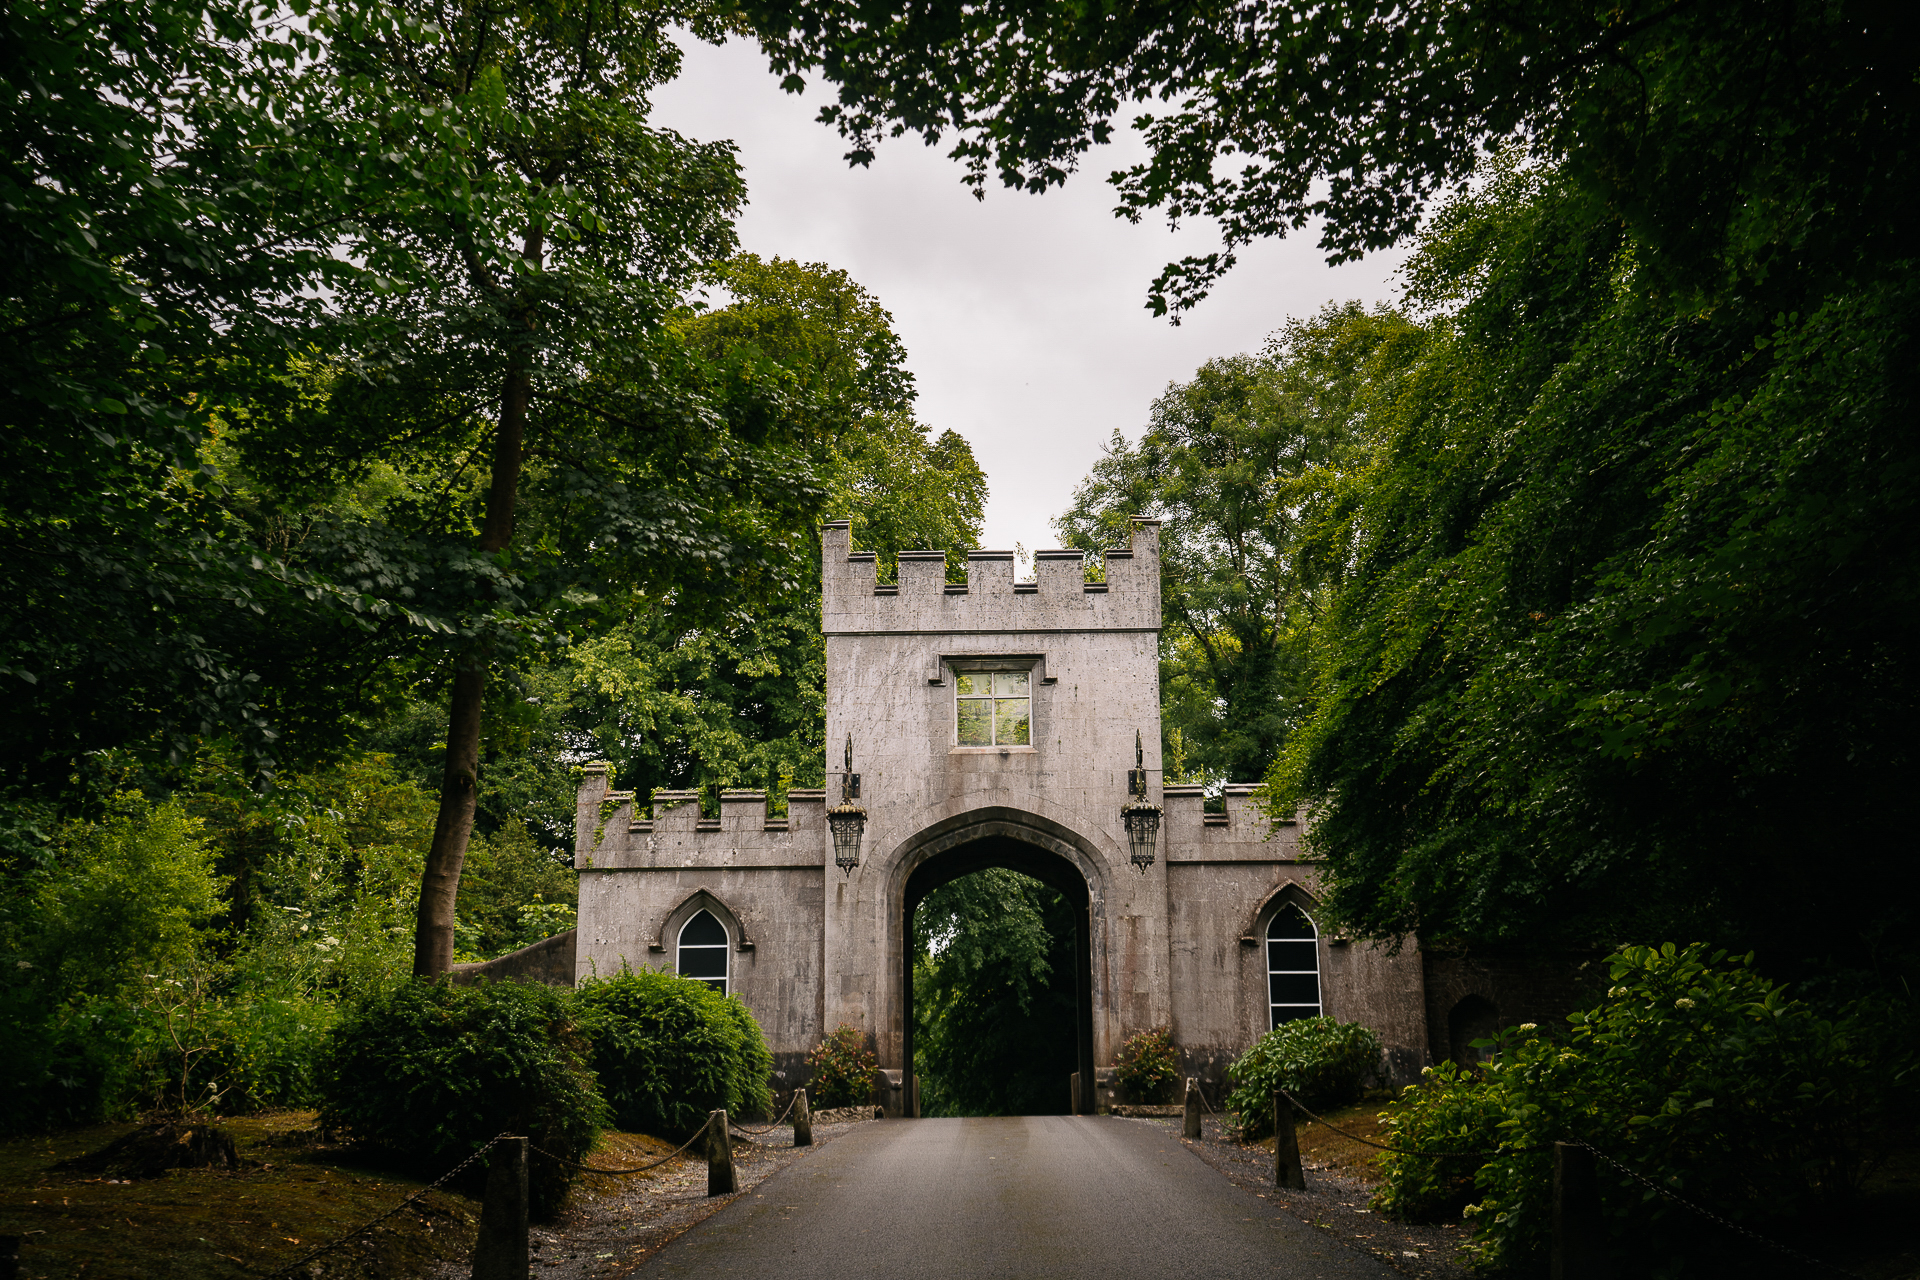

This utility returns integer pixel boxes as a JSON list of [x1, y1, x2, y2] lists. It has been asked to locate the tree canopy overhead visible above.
[[739, 0, 1920, 312]]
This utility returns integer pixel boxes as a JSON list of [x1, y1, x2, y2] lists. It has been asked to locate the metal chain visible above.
[[1572, 1141, 1868, 1280], [1273, 1088, 1554, 1159], [261, 1131, 510, 1280], [729, 1092, 801, 1137], [529, 1116, 713, 1175]]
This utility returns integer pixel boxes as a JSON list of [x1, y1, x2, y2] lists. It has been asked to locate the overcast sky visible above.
[[650, 37, 1409, 561]]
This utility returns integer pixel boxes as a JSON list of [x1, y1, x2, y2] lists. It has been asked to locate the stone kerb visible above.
[[821, 518, 1162, 633]]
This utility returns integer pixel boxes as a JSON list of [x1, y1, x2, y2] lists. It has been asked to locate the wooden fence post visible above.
[[470, 1136, 528, 1280], [707, 1110, 736, 1196], [1272, 1092, 1306, 1190], [1551, 1142, 1602, 1280], [1070, 1072, 1082, 1115], [1183, 1077, 1202, 1140], [793, 1088, 812, 1148]]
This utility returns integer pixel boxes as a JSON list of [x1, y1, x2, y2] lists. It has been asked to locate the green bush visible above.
[[316, 979, 605, 1219], [573, 965, 772, 1139], [1225, 1017, 1382, 1137], [1113, 1028, 1182, 1104], [1374, 944, 1919, 1274], [1369, 1059, 1507, 1222], [805, 1023, 877, 1109]]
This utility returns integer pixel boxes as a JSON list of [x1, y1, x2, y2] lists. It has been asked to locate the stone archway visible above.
[[883, 809, 1107, 1114]]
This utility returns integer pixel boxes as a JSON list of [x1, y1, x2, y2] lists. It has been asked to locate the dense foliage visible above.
[[575, 965, 773, 1138], [1267, 154, 1919, 973], [1373, 945, 1916, 1273], [0, 752, 577, 1135], [316, 979, 605, 1218], [1111, 1029, 1181, 1106], [1225, 1017, 1382, 1137], [1058, 305, 1424, 784], [804, 1023, 879, 1110], [911, 869, 1079, 1116], [743, 0, 1918, 315]]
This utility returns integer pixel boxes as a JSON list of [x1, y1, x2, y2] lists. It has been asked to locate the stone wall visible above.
[[1163, 786, 1429, 1090], [1421, 950, 1604, 1065], [449, 928, 578, 987]]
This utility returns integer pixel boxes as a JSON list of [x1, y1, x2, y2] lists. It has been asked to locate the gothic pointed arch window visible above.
[[677, 909, 730, 994], [1267, 903, 1322, 1028]]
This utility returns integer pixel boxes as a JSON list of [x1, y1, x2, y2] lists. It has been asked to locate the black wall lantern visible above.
[[828, 733, 867, 875], [1121, 729, 1162, 871]]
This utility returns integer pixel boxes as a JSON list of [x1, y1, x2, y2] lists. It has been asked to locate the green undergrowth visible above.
[[0, 1111, 479, 1279], [0, 1112, 697, 1279]]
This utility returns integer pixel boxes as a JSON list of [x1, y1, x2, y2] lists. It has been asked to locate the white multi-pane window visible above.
[[677, 909, 729, 994], [955, 670, 1030, 746], [1267, 903, 1322, 1027]]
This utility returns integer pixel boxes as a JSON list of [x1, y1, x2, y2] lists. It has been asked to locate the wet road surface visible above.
[[639, 1115, 1402, 1279]]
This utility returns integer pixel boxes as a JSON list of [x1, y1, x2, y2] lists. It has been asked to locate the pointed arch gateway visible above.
[[883, 807, 1108, 1115]]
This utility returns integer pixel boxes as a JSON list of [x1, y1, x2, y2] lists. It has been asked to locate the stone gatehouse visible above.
[[572, 518, 1433, 1111]]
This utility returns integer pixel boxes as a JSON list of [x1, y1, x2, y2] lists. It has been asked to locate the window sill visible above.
[[948, 745, 1038, 755]]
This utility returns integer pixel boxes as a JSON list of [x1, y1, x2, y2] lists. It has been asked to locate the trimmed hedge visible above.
[[1373, 944, 1919, 1274], [316, 979, 604, 1218], [1225, 1017, 1382, 1137], [574, 965, 772, 1139]]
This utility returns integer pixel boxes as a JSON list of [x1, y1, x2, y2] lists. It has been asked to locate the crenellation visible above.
[[650, 789, 700, 833], [1163, 784, 1206, 846], [1034, 549, 1085, 598], [822, 516, 1162, 632], [720, 789, 767, 834], [899, 549, 946, 597], [1222, 784, 1262, 834], [786, 789, 826, 833], [966, 550, 1016, 599]]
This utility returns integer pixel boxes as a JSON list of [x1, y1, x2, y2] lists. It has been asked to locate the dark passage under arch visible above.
[[902, 835, 1098, 1114]]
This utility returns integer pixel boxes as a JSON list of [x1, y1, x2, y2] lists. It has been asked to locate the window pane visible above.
[[680, 910, 726, 947], [995, 699, 1030, 745], [957, 699, 993, 745], [1268, 904, 1316, 939], [1268, 940, 1318, 972], [1273, 1004, 1319, 1025], [993, 671, 1029, 697], [679, 945, 728, 979], [955, 672, 990, 697], [1270, 972, 1322, 1005]]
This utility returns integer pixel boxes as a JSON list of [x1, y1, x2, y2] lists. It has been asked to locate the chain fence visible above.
[[260, 1131, 511, 1280]]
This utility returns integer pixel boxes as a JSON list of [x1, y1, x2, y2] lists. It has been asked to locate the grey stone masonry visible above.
[[574, 516, 1433, 1101]]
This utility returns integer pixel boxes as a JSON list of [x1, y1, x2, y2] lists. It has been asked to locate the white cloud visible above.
[[651, 37, 1408, 557]]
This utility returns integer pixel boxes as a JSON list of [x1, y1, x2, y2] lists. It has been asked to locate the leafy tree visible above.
[[1273, 155, 1920, 974], [0, 0, 415, 792], [912, 869, 1078, 1115], [527, 258, 988, 807], [1057, 304, 1424, 783], [234, 0, 835, 978], [741, 0, 1919, 313]]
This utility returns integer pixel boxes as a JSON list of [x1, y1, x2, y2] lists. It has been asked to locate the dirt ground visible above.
[[0, 1111, 480, 1279]]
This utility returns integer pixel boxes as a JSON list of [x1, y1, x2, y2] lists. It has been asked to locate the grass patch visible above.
[[1249, 1093, 1395, 1186], [0, 1111, 479, 1279], [0, 1117, 706, 1279]]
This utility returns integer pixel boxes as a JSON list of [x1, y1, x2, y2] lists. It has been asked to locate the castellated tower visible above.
[[567, 519, 1432, 1112]]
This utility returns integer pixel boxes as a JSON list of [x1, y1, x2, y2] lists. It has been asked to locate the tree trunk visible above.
[[411, 353, 533, 978]]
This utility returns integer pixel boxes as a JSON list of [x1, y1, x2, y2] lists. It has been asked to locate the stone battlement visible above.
[[822, 517, 1161, 634], [573, 764, 827, 869]]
